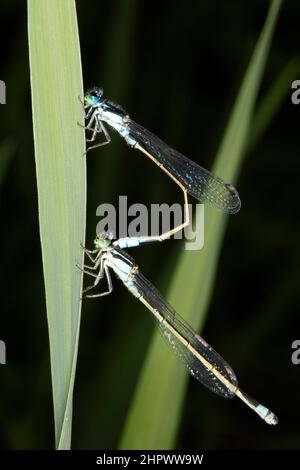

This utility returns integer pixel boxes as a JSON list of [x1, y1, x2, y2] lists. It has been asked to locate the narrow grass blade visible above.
[[28, 0, 85, 449], [250, 57, 300, 150], [119, 0, 282, 449]]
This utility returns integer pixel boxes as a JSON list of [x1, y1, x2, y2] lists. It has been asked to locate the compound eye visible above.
[[93, 87, 103, 98], [85, 87, 103, 105]]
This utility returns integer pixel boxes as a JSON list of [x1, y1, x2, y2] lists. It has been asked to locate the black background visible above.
[[0, 0, 299, 449]]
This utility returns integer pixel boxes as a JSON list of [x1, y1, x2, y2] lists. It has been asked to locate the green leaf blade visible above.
[[28, 0, 85, 449]]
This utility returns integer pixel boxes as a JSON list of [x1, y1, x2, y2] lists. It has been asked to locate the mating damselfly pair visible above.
[[80, 88, 278, 424]]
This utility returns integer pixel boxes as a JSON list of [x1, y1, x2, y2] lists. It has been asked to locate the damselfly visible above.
[[80, 232, 278, 425], [82, 87, 241, 241]]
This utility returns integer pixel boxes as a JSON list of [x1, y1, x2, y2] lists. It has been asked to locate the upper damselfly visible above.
[[80, 232, 278, 425], [82, 87, 241, 241]]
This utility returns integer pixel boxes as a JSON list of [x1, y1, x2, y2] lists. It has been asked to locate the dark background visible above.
[[0, 0, 299, 449]]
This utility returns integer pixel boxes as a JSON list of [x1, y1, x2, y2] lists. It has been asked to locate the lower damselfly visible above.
[[80, 233, 278, 425], [82, 87, 241, 242]]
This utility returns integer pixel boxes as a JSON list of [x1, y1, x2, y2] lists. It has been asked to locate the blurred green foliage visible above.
[[120, 0, 282, 449], [0, 0, 299, 450]]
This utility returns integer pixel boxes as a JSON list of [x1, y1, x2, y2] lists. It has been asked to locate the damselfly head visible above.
[[94, 232, 114, 249], [84, 86, 104, 106]]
